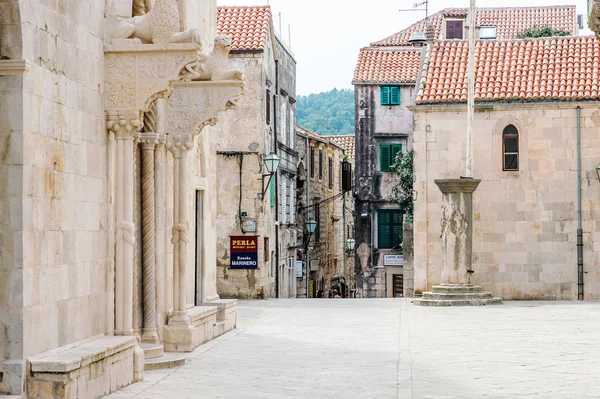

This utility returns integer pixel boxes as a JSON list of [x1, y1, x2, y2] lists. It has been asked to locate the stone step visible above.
[[140, 343, 164, 359], [214, 321, 226, 338], [431, 285, 484, 294], [414, 297, 503, 307], [422, 292, 496, 300], [144, 353, 186, 371]]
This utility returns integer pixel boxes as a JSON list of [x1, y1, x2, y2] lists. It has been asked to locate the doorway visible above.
[[393, 275, 404, 298], [195, 190, 204, 305]]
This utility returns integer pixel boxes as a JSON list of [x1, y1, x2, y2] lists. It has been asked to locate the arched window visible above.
[[503, 125, 519, 171]]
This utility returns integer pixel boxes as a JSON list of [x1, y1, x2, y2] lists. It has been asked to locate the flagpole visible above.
[[465, 0, 476, 178]]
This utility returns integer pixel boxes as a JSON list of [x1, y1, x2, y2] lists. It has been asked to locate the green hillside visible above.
[[296, 88, 355, 136]]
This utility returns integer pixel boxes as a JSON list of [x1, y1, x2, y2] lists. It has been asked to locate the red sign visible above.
[[230, 236, 258, 269]]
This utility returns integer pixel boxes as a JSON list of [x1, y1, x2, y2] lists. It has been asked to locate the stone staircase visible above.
[[141, 343, 185, 371], [413, 284, 503, 306]]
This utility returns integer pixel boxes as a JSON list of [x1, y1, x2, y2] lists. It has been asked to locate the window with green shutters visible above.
[[378, 210, 403, 249], [380, 86, 401, 105], [270, 177, 275, 207], [380, 144, 403, 172]]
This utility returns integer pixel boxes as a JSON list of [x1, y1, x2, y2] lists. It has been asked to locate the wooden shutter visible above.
[[289, 109, 295, 150], [281, 177, 287, 224], [319, 150, 323, 179], [380, 86, 391, 105], [270, 177, 275, 207], [446, 21, 463, 39], [391, 144, 402, 168], [392, 211, 403, 248], [390, 87, 401, 105], [328, 157, 333, 189], [380, 145, 391, 172], [280, 102, 287, 143], [378, 210, 391, 249], [290, 180, 296, 223]]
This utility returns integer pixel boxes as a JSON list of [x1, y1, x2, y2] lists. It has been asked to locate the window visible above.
[[380, 144, 402, 172], [378, 209, 403, 249], [310, 147, 315, 178], [289, 109, 295, 150], [280, 101, 287, 143], [446, 20, 463, 39], [328, 157, 333, 189], [480, 26, 497, 39], [380, 86, 401, 106], [503, 125, 519, 171], [314, 205, 321, 242], [289, 180, 296, 224], [266, 89, 271, 125], [319, 150, 323, 179], [281, 177, 287, 224]]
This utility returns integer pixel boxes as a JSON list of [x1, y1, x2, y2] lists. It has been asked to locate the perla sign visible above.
[[230, 236, 259, 269]]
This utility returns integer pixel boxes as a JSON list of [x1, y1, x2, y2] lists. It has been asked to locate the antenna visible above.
[[399, 0, 429, 19]]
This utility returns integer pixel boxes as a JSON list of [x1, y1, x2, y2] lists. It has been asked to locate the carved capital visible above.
[[166, 135, 193, 158], [107, 111, 144, 140], [138, 132, 160, 150]]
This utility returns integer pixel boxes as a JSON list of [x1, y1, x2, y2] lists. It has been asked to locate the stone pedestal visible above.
[[414, 178, 502, 306]]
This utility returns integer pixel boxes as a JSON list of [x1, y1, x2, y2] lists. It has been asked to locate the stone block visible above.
[[163, 306, 218, 352]]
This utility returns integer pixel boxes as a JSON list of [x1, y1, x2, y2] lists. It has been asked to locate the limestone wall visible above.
[[413, 103, 600, 300], [214, 39, 276, 299]]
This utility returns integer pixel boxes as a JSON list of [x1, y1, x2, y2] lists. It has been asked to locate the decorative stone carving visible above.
[[180, 35, 244, 82], [106, 0, 201, 45]]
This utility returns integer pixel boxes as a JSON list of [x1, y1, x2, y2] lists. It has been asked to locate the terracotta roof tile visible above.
[[353, 48, 424, 84], [373, 6, 576, 47], [416, 36, 600, 104], [217, 6, 272, 52], [322, 135, 355, 161]]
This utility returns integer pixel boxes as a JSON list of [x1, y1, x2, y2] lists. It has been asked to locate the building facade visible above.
[[214, 6, 298, 299], [352, 5, 578, 298], [0, 0, 241, 396], [413, 36, 600, 300], [296, 126, 353, 298]]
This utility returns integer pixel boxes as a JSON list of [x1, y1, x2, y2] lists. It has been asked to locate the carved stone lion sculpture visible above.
[[180, 35, 244, 82], [106, 0, 201, 45]]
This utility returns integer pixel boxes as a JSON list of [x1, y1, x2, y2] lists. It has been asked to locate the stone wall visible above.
[[413, 103, 600, 300], [215, 38, 276, 299]]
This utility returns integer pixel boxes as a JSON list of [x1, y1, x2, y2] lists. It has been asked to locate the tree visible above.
[[390, 149, 414, 222], [517, 25, 570, 39], [296, 88, 354, 135]]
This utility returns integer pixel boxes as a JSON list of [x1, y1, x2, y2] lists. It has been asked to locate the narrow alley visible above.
[[107, 299, 600, 399]]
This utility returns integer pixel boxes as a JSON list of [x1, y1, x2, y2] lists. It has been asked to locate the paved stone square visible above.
[[107, 299, 600, 399]]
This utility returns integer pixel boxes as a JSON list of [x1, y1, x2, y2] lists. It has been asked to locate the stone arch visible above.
[[491, 113, 527, 173]]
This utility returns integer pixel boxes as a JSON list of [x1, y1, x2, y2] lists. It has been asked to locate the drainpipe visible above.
[[577, 106, 584, 300], [274, 59, 280, 299], [305, 134, 311, 298]]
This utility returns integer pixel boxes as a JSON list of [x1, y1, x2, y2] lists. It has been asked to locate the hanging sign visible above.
[[230, 236, 259, 269], [384, 254, 404, 266]]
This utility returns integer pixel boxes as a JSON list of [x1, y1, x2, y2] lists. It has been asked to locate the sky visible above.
[[215, 0, 592, 96]]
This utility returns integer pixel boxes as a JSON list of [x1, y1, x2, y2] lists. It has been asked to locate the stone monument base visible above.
[[414, 284, 503, 306]]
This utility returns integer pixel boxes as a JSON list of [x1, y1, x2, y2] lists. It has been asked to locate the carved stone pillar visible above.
[[107, 111, 143, 335], [139, 132, 160, 344], [166, 135, 193, 324]]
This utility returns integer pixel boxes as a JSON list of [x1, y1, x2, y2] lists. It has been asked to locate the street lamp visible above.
[[346, 238, 356, 252], [261, 153, 281, 199], [304, 218, 318, 298]]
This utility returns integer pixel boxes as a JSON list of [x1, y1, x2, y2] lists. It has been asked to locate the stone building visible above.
[[352, 5, 578, 298], [412, 35, 600, 300], [0, 0, 242, 396], [296, 126, 353, 298], [214, 6, 299, 299]]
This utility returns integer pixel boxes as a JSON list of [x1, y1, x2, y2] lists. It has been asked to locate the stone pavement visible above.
[[106, 299, 600, 399]]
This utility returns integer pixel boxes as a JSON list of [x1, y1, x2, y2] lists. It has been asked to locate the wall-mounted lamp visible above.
[[261, 153, 281, 199], [346, 238, 356, 252]]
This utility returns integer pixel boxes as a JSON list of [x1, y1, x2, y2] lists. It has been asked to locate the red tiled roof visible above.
[[322, 135, 355, 161], [373, 6, 576, 47], [353, 48, 424, 84], [217, 6, 271, 52], [416, 36, 600, 105], [296, 126, 349, 153]]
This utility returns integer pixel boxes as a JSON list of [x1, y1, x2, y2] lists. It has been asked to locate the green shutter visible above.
[[391, 144, 402, 168], [378, 211, 391, 249], [380, 145, 391, 172], [390, 87, 401, 105], [380, 86, 391, 105], [270, 178, 275, 207], [392, 225, 403, 248]]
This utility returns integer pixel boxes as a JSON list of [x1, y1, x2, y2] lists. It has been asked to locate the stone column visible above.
[[434, 179, 481, 284], [139, 132, 160, 343], [167, 135, 193, 324], [107, 111, 143, 336]]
